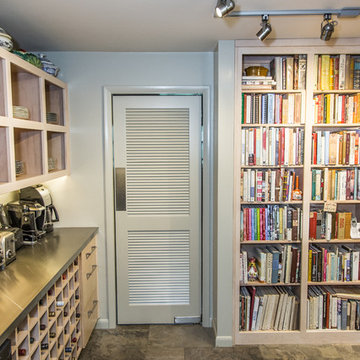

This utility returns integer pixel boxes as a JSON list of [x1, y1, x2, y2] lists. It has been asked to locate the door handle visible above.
[[115, 167, 126, 211]]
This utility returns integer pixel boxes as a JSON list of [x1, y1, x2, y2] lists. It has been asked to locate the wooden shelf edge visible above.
[[308, 281, 360, 285], [241, 241, 301, 244], [240, 282, 300, 287], [241, 123, 305, 127], [309, 239, 360, 243], [312, 123, 360, 127]]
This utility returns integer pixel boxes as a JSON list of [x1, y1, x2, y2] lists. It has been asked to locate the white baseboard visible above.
[[215, 336, 233, 347], [95, 318, 110, 329]]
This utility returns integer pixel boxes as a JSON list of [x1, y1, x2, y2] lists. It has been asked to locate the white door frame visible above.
[[103, 86, 212, 328]]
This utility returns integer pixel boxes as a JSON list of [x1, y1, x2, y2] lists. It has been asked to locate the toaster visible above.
[[0, 231, 16, 269]]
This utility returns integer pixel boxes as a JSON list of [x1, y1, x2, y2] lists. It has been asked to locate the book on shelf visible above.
[[241, 127, 304, 166], [309, 210, 353, 240], [316, 54, 360, 90], [313, 93, 360, 124], [311, 168, 360, 201], [239, 286, 299, 331], [312, 130, 360, 166], [268, 55, 307, 90], [240, 244, 301, 284], [242, 93, 302, 125], [307, 244, 360, 282], [307, 285, 360, 330], [241, 169, 302, 202]]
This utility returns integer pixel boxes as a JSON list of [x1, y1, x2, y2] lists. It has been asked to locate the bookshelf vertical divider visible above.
[[234, 41, 360, 345]]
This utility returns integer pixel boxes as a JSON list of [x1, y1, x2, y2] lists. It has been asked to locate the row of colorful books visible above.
[[315, 54, 360, 91], [308, 244, 360, 282], [241, 205, 303, 242], [241, 127, 304, 166], [240, 169, 302, 202], [309, 210, 353, 240], [240, 286, 299, 331], [241, 93, 302, 125], [312, 130, 360, 166], [313, 93, 360, 124], [269, 55, 307, 91], [307, 285, 360, 330], [311, 168, 360, 201], [240, 245, 301, 284]]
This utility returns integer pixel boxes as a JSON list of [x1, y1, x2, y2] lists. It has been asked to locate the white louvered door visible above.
[[113, 95, 201, 323]]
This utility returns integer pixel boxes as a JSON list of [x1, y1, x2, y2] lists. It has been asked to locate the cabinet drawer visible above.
[[82, 265, 98, 304], [82, 290, 99, 347], [82, 236, 97, 274]]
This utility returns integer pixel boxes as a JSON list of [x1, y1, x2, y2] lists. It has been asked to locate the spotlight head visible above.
[[215, 0, 235, 18], [320, 13, 338, 41], [256, 15, 272, 41]]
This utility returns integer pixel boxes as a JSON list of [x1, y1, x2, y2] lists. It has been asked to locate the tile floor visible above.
[[79, 324, 360, 359]]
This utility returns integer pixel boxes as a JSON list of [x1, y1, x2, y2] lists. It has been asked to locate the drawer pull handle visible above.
[[86, 246, 97, 259], [87, 300, 98, 318], [86, 265, 97, 280]]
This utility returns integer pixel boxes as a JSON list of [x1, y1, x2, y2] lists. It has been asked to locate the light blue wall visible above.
[[43, 51, 214, 326]]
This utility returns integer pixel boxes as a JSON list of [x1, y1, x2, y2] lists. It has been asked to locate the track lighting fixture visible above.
[[215, 0, 235, 18], [214, 4, 360, 39], [320, 13, 338, 41], [256, 15, 272, 41]]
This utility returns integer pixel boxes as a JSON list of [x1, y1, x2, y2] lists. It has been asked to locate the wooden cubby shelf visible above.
[[235, 42, 360, 344], [0, 47, 69, 195]]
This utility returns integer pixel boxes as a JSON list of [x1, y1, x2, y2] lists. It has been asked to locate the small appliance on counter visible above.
[[20, 185, 59, 233], [0, 204, 23, 250], [0, 230, 16, 269], [7, 201, 46, 244]]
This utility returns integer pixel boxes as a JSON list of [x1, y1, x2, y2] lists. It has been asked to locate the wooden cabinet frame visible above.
[[0, 48, 69, 194]]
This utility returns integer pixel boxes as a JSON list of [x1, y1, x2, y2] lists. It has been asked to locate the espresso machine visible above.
[[20, 185, 59, 233], [7, 201, 46, 243]]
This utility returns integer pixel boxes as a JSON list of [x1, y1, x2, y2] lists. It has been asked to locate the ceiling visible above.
[[1, 0, 360, 52]]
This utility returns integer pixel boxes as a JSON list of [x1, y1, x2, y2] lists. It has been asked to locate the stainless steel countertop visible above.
[[0, 227, 98, 345]]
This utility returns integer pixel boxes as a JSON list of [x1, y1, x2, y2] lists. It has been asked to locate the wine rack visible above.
[[8, 258, 82, 360]]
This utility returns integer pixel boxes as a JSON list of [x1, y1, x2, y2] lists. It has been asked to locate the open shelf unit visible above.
[[234, 41, 360, 345], [0, 47, 69, 194], [8, 257, 82, 360]]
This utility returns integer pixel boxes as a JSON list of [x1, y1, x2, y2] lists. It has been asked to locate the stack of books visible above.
[[312, 130, 360, 165], [241, 169, 302, 202], [240, 286, 299, 331], [313, 93, 360, 124], [241, 205, 302, 241], [307, 286, 360, 330], [309, 210, 352, 240], [242, 76, 276, 90], [315, 54, 360, 90], [241, 127, 304, 166], [308, 244, 360, 282], [311, 168, 360, 201], [269, 54, 307, 90], [242, 93, 302, 124], [241, 245, 301, 284]]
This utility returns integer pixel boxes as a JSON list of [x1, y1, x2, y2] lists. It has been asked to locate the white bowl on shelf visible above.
[[0, 30, 13, 51]]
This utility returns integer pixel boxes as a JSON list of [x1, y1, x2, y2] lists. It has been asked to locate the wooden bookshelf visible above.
[[234, 41, 360, 345], [0, 47, 69, 195]]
